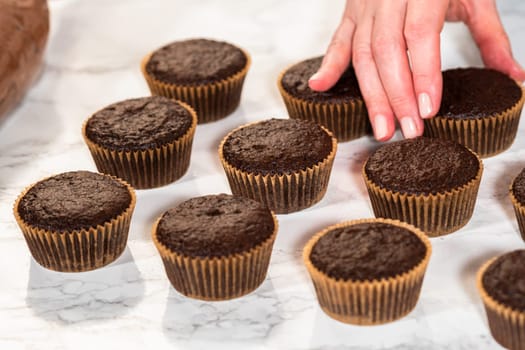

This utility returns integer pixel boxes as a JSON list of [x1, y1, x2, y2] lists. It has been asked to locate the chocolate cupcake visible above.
[[152, 194, 277, 300], [478, 250, 525, 349], [219, 118, 337, 214], [83, 96, 197, 189], [278, 56, 371, 142], [424, 68, 525, 157], [13, 171, 136, 272], [510, 168, 525, 241], [304, 218, 431, 325], [363, 137, 482, 236], [141, 38, 250, 123]]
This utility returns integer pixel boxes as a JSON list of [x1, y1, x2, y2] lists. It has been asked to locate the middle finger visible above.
[[372, 0, 422, 138]]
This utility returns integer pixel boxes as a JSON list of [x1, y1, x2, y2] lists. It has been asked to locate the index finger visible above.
[[309, 17, 355, 91]]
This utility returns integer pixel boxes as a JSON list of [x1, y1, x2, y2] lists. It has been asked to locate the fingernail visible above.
[[309, 72, 321, 82], [373, 114, 389, 141], [400, 117, 419, 139], [418, 93, 433, 119]]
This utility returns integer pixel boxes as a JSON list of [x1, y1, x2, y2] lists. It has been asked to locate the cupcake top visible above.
[[280, 56, 363, 103], [512, 168, 525, 205], [310, 222, 427, 281], [482, 250, 525, 311], [221, 118, 334, 175], [155, 194, 275, 258], [85, 96, 194, 151], [364, 137, 480, 194], [439, 68, 522, 119], [17, 171, 132, 232], [145, 38, 248, 85]]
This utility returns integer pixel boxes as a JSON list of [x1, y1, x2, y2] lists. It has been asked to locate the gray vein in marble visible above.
[[163, 280, 313, 343]]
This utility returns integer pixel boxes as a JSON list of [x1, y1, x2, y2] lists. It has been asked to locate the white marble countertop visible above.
[[2, 0, 525, 349]]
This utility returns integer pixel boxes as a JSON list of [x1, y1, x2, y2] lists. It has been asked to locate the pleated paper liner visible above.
[[277, 68, 371, 142], [13, 175, 136, 273], [510, 179, 525, 242], [218, 122, 337, 214], [82, 101, 197, 189], [151, 213, 278, 301], [478, 257, 525, 350], [424, 88, 525, 158], [303, 218, 431, 325], [362, 154, 483, 237], [141, 50, 251, 124]]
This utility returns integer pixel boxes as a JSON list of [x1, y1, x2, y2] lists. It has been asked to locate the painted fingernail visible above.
[[309, 72, 321, 82], [418, 93, 433, 119], [400, 117, 419, 139], [373, 114, 389, 141]]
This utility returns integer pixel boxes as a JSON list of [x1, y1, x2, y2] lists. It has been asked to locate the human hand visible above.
[[309, 0, 525, 141]]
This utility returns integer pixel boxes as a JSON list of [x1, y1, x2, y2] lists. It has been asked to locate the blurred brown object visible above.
[[0, 0, 49, 120]]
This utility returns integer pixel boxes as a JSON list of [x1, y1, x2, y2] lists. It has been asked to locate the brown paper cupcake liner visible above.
[[277, 69, 371, 142], [478, 257, 525, 350], [151, 213, 278, 301], [82, 101, 197, 189], [141, 50, 251, 124], [303, 218, 431, 325], [362, 154, 483, 237], [218, 122, 337, 214], [424, 88, 525, 158], [510, 180, 525, 242], [13, 175, 136, 272]]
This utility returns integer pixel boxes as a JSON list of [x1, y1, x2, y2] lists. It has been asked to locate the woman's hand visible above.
[[309, 0, 525, 141]]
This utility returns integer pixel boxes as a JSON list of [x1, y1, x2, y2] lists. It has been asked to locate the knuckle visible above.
[[365, 101, 388, 116], [361, 91, 389, 112], [412, 72, 434, 87], [404, 22, 434, 43], [352, 45, 372, 66], [328, 38, 346, 52], [372, 35, 400, 57], [389, 94, 413, 112]]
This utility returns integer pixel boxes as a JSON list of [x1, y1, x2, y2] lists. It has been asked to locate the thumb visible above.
[[466, 0, 525, 81]]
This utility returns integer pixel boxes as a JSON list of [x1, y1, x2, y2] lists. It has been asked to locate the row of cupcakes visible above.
[[9, 174, 427, 322], [279, 57, 525, 157], [141, 38, 525, 158], [11, 165, 431, 321], [13, 168, 525, 349]]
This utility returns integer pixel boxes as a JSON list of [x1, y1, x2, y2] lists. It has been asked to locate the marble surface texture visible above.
[[2, 0, 525, 349]]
